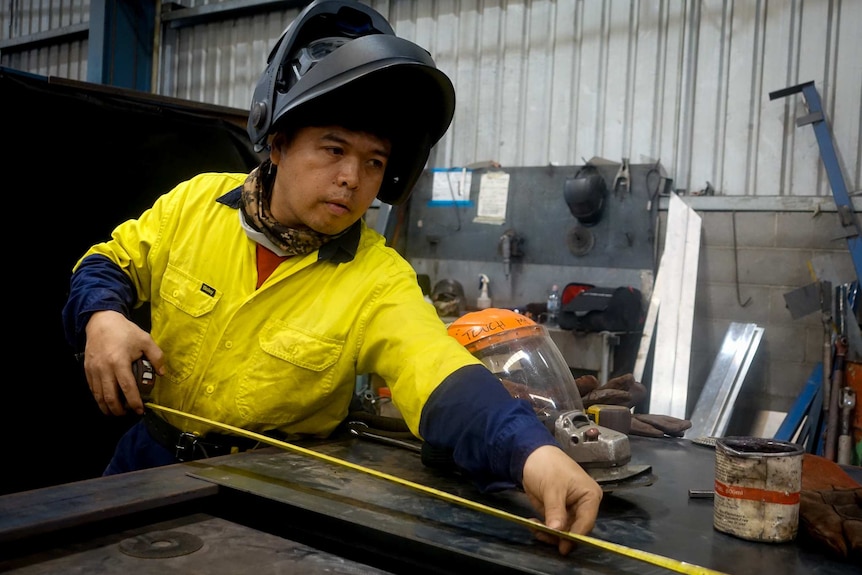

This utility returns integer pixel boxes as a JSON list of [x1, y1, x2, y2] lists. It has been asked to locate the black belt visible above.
[[143, 410, 261, 462]]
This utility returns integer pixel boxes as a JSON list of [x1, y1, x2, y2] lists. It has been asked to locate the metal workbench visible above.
[[0, 434, 857, 575]]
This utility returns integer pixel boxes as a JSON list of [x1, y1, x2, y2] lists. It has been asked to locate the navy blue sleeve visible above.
[[62, 254, 137, 352], [419, 364, 559, 492]]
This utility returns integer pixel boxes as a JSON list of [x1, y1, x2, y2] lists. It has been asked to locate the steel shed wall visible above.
[[1, 0, 90, 78], [2, 1, 859, 199], [155, 0, 861, 198]]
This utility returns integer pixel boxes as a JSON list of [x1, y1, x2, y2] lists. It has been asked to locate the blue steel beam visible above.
[[775, 363, 824, 454], [87, 0, 155, 91], [769, 81, 862, 286]]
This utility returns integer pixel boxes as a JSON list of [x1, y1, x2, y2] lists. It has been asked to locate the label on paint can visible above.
[[713, 436, 803, 543]]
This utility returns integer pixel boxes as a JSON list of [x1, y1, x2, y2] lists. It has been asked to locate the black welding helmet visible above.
[[247, 0, 456, 205], [563, 165, 607, 226]]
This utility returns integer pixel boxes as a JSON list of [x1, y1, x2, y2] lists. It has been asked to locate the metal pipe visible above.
[[825, 336, 848, 461], [821, 281, 833, 424]]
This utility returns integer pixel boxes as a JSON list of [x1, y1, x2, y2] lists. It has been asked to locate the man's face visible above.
[[269, 125, 391, 235]]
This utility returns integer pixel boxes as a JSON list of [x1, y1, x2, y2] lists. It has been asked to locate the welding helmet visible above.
[[431, 278, 465, 317], [247, 0, 456, 205], [447, 308, 585, 418], [563, 165, 607, 226]]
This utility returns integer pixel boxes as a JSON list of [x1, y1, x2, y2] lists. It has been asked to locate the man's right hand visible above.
[[83, 310, 165, 416]]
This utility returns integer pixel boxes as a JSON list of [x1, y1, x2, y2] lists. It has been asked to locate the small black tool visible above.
[[132, 357, 156, 400]]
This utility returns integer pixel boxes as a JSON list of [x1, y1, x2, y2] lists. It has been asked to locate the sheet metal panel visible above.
[[686, 322, 765, 439], [648, 192, 701, 418], [3, 438, 858, 574], [2, 514, 398, 575]]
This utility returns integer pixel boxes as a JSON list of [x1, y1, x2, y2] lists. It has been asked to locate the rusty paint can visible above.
[[713, 436, 804, 543]]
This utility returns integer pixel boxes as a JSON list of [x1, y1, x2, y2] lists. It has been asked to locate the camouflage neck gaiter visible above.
[[241, 159, 333, 256]]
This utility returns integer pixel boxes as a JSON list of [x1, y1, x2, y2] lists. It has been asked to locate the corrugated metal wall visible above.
[[1, 0, 90, 78], [3, 0, 860, 196]]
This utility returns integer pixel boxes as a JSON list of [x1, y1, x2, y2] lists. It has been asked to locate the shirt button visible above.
[[173, 290, 180, 297], [206, 385, 214, 394], [225, 341, 233, 349]]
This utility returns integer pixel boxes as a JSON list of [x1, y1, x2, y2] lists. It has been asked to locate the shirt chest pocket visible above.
[[155, 265, 221, 383], [160, 265, 221, 316], [259, 322, 341, 369], [237, 320, 345, 426]]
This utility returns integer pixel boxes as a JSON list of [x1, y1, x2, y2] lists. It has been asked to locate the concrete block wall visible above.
[[665, 208, 856, 434]]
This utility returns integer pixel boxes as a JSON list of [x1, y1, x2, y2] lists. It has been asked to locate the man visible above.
[[62, 0, 601, 554]]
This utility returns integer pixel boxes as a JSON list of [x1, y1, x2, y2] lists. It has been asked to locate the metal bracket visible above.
[[769, 81, 862, 285]]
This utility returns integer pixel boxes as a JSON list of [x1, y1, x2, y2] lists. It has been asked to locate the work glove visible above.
[[629, 413, 691, 437], [575, 374, 689, 437], [800, 488, 862, 561], [575, 373, 647, 408], [798, 453, 862, 562]]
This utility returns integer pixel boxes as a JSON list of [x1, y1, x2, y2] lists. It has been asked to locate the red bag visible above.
[[561, 282, 594, 306]]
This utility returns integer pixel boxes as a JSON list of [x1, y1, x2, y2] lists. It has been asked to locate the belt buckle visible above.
[[175, 432, 201, 461]]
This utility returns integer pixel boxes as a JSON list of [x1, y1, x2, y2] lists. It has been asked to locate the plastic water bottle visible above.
[[546, 284, 561, 325]]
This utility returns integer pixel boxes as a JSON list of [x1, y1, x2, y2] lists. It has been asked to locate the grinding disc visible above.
[[118, 530, 204, 558]]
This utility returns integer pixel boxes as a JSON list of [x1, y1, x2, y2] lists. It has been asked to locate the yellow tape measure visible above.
[[146, 403, 729, 575]]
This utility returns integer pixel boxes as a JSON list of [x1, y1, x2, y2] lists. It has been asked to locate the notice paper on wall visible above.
[[431, 168, 472, 204], [473, 171, 510, 224]]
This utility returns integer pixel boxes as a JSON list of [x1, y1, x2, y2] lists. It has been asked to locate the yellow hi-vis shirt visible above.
[[76, 172, 482, 439]]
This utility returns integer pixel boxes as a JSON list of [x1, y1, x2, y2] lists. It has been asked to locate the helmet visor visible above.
[[461, 324, 585, 418]]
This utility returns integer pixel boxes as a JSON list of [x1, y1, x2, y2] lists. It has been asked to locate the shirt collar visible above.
[[218, 186, 360, 264]]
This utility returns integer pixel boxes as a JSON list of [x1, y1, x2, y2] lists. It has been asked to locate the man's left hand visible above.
[[521, 444, 603, 555]]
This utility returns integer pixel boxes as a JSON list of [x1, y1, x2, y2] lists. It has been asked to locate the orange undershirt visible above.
[[256, 243, 290, 288]]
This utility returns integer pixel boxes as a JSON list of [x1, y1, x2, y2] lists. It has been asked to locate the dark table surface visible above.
[[1, 434, 858, 575]]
